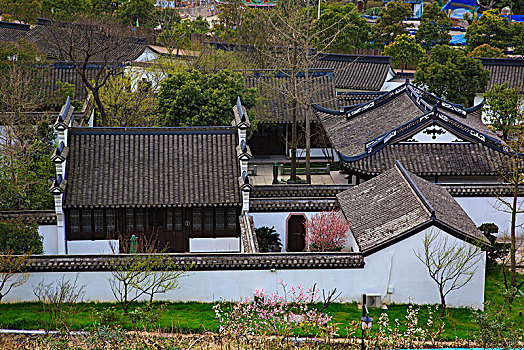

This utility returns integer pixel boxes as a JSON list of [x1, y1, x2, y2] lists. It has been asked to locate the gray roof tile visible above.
[[64, 127, 242, 208], [337, 164, 488, 254]]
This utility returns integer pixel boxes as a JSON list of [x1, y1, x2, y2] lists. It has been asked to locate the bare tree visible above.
[[494, 132, 524, 308], [415, 230, 483, 315], [0, 250, 31, 302], [236, 0, 353, 182], [106, 231, 191, 313], [39, 16, 145, 125], [33, 274, 86, 332]]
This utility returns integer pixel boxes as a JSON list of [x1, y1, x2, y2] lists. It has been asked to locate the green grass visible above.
[[0, 267, 522, 340]]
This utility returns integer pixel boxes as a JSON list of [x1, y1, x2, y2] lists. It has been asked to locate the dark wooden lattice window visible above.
[[82, 210, 92, 232], [216, 208, 225, 230], [166, 210, 173, 231], [94, 209, 104, 233], [193, 209, 202, 231], [174, 209, 183, 231], [70, 210, 80, 233], [136, 209, 144, 231], [126, 209, 134, 232], [204, 208, 213, 231], [106, 209, 116, 232], [227, 208, 237, 230]]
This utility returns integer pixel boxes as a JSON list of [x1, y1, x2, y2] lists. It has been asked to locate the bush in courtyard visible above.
[[255, 226, 282, 252], [479, 223, 510, 267], [305, 210, 349, 252], [0, 219, 43, 254]]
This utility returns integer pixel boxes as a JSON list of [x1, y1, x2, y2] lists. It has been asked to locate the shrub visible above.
[[305, 210, 349, 252], [255, 226, 282, 252], [0, 219, 43, 254]]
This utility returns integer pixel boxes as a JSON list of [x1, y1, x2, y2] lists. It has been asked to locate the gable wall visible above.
[[363, 226, 486, 309]]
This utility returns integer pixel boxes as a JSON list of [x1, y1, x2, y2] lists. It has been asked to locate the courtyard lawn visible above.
[[0, 267, 522, 340]]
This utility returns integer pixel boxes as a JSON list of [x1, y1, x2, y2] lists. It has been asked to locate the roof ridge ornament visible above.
[[54, 96, 75, 131]]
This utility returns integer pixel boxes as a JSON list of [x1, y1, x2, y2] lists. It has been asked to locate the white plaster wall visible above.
[[39, 225, 58, 255], [189, 238, 240, 253], [67, 240, 118, 255], [5, 228, 486, 308], [455, 196, 522, 236], [134, 47, 158, 62], [362, 226, 486, 309], [251, 212, 321, 251]]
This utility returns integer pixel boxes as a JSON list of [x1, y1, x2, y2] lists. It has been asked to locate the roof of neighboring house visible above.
[[0, 21, 147, 62], [311, 54, 393, 91], [337, 91, 386, 108], [479, 57, 524, 91], [46, 62, 106, 102], [63, 127, 242, 208], [0, 210, 56, 225], [314, 82, 504, 177], [245, 70, 337, 124], [345, 143, 502, 177], [337, 163, 488, 255], [0, 21, 30, 42], [25, 24, 148, 62]]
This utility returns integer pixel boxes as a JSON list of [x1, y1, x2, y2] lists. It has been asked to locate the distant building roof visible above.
[[245, 70, 337, 124], [0, 210, 56, 225], [311, 54, 393, 91], [0, 21, 30, 42], [337, 162, 488, 255], [63, 127, 242, 208], [479, 57, 524, 91], [0, 21, 148, 62]]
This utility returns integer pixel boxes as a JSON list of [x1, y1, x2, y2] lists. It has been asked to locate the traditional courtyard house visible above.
[[312, 80, 520, 233], [337, 162, 488, 306], [245, 69, 338, 158], [47, 98, 256, 254]]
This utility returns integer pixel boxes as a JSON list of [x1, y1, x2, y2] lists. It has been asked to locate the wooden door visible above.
[[287, 214, 306, 252]]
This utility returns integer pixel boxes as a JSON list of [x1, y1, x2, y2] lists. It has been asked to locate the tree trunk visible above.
[[305, 112, 311, 184], [290, 45, 298, 182], [508, 170, 518, 309], [91, 88, 106, 126], [439, 290, 446, 316]]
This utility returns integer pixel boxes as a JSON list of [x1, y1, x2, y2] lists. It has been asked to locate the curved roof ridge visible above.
[[312, 102, 344, 115]]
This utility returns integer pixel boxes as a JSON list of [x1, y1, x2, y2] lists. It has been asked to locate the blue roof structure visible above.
[[450, 33, 466, 45], [442, 0, 478, 20]]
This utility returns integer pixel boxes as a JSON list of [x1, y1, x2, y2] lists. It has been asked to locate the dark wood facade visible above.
[[65, 206, 241, 253]]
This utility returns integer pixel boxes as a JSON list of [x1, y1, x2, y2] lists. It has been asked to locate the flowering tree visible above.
[[305, 210, 350, 252], [214, 280, 336, 347]]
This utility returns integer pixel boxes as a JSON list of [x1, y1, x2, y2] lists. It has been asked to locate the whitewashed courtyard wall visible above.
[[7, 226, 486, 309], [361, 226, 486, 308], [456, 196, 522, 236]]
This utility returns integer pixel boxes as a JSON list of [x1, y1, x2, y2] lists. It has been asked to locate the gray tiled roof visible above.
[[245, 70, 337, 124], [337, 92, 386, 108], [22, 252, 364, 271], [317, 92, 423, 157], [46, 63, 105, 102], [346, 143, 502, 177], [0, 210, 56, 225], [315, 83, 503, 177], [311, 54, 392, 91], [480, 58, 524, 91], [0, 21, 30, 42], [25, 24, 147, 62], [0, 21, 147, 63], [337, 164, 487, 254], [64, 127, 242, 208]]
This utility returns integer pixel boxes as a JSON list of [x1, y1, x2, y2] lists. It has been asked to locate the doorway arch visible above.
[[286, 213, 306, 252]]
